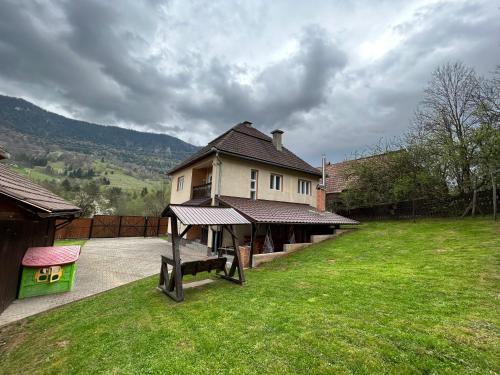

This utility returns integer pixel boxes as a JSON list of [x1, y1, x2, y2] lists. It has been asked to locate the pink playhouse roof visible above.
[[22, 246, 81, 267]]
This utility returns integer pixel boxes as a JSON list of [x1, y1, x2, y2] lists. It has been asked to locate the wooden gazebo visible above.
[[159, 204, 250, 302]]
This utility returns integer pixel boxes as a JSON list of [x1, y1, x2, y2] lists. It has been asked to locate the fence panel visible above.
[[120, 216, 147, 237], [90, 215, 121, 238], [55, 218, 92, 239], [55, 215, 169, 240]]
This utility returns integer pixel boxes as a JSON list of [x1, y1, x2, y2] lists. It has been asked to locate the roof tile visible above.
[[0, 163, 81, 214], [217, 196, 358, 225], [168, 122, 321, 176]]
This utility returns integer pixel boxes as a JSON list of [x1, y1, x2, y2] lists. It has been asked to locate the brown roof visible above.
[[321, 160, 354, 194], [0, 163, 81, 215], [320, 152, 401, 194], [168, 122, 321, 176], [164, 204, 250, 225], [217, 196, 359, 225]]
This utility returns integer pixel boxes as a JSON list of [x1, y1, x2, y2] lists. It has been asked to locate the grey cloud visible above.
[[178, 25, 347, 133], [0, 0, 498, 164]]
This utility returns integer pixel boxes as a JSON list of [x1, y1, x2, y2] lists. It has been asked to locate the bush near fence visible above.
[[55, 215, 169, 240], [335, 189, 498, 220]]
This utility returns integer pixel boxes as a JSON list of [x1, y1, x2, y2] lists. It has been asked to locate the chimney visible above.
[[271, 129, 284, 151]]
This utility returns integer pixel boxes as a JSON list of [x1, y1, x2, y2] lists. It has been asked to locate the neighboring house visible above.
[[0, 149, 81, 314], [321, 160, 355, 211], [321, 152, 400, 212], [167, 121, 357, 254]]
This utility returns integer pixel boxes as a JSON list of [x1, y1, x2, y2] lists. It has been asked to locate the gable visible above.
[[168, 122, 321, 176]]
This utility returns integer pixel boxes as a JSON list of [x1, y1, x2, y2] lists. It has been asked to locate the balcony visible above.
[[192, 182, 212, 199]]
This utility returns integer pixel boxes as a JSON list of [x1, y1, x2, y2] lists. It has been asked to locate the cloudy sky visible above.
[[0, 0, 499, 164]]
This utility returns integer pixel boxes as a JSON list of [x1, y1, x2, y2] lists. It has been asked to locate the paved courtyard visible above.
[[0, 237, 206, 326]]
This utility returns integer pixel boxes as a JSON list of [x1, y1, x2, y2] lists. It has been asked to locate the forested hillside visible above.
[[0, 95, 199, 216]]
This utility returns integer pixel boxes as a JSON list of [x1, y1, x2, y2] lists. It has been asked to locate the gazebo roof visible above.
[[163, 204, 250, 225]]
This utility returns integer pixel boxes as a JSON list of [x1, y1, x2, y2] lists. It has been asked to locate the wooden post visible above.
[[117, 216, 122, 237], [171, 216, 184, 301], [492, 171, 497, 221], [228, 224, 245, 283], [88, 217, 94, 239], [249, 223, 256, 268], [472, 178, 477, 217], [156, 217, 161, 236], [143, 217, 148, 237]]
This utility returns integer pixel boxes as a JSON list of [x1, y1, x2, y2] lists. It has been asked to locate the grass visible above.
[[0, 218, 498, 374], [53, 239, 87, 247], [10, 161, 162, 193]]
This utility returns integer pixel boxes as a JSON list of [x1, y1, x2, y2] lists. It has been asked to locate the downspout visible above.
[[214, 149, 222, 198]]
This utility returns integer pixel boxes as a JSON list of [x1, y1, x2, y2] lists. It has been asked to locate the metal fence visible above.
[[55, 215, 169, 240], [336, 189, 498, 220]]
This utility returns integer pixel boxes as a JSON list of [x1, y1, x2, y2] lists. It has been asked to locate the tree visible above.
[[143, 179, 170, 217], [474, 67, 500, 219], [61, 178, 72, 191], [411, 62, 481, 195]]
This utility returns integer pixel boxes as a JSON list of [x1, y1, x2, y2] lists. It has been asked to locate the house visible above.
[[0, 149, 81, 314], [166, 121, 357, 257], [322, 159, 354, 212], [321, 152, 401, 212]]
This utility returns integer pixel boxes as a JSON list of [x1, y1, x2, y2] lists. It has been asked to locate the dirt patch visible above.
[[0, 322, 29, 355], [435, 249, 448, 253], [328, 259, 337, 264], [56, 340, 70, 348]]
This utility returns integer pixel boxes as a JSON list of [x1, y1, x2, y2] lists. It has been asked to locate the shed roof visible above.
[[168, 122, 321, 176], [0, 163, 81, 216], [164, 204, 250, 225], [22, 246, 81, 267], [217, 196, 359, 225]]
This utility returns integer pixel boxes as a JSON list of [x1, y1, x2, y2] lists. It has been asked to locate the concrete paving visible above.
[[0, 237, 207, 326]]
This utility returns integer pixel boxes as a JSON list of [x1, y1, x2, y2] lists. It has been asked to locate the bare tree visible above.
[[412, 62, 481, 195]]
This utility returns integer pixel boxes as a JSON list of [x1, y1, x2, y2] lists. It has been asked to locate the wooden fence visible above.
[[55, 215, 169, 240]]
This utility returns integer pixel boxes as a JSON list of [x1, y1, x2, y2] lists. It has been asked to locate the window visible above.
[[298, 179, 311, 195], [250, 170, 258, 199], [177, 176, 184, 191], [270, 174, 282, 191]]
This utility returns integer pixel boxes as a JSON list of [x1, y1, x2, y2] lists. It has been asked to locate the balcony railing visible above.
[[192, 182, 212, 199]]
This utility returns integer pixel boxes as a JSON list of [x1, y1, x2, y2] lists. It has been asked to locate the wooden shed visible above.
[[0, 150, 81, 314]]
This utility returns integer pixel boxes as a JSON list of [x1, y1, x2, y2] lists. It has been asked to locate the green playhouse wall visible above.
[[18, 263, 77, 299]]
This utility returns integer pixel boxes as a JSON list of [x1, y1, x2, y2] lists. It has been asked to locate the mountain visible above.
[[0, 95, 198, 173]]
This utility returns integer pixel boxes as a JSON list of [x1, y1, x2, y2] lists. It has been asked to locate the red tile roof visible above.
[[0, 163, 81, 215], [320, 152, 399, 194], [321, 160, 355, 194], [217, 196, 358, 225], [168, 122, 321, 176]]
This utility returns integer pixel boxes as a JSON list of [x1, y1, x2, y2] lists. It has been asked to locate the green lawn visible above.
[[54, 239, 87, 247], [0, 219, 498, 374]]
